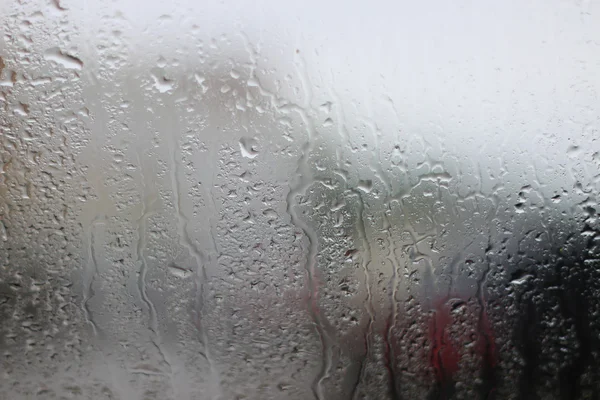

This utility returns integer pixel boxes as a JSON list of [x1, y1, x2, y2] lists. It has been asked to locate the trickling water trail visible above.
[[167, 125, 222, 398], [82, 215, 104, 336], [347, 189, 376, 400], [134, 149, 176, 397], [283, 54, 334, 400]]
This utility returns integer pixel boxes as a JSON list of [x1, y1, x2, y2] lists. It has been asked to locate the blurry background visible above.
[[1, 0, 600, 399]]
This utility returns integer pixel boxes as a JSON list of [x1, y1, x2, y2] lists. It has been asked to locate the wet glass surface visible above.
[[1, 1, 600, 399]]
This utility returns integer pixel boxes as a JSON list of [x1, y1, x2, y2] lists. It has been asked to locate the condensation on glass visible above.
[[1, 0, 600, 399]]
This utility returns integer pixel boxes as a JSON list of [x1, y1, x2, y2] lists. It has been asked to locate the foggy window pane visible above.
[[1, 0, 600, 399]]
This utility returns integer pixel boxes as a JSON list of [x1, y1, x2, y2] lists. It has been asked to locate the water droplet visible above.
[[319, 102, 332, 113], [239, 137, 259, 159], [167, 263, 192, 279], [0, 220, 7, 241], [262, 209, 278, 220], [220, 84, 232, 94], [357, 179, 373, 193], [44, 47, 83, 70], [13, 102, 29, 116], [151, 72, 174, 93], [567, 144, 581, 158]]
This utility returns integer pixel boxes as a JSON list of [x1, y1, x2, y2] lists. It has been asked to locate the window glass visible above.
[[1, 1, 599, 398]]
